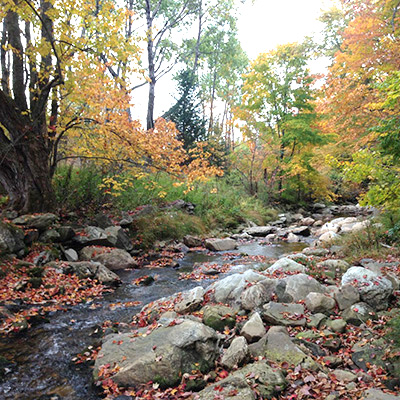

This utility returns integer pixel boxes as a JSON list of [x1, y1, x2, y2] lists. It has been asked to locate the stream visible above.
[[0, 240, 306, 400]]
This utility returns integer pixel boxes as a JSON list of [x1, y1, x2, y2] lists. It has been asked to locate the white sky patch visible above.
[[131, 0, 335, 123]]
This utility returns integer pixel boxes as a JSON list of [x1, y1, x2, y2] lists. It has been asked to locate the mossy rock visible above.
[[202, 305, 236, 331]]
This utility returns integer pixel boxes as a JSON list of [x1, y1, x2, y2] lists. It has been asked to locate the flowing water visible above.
[[0, 240, 306, 400]]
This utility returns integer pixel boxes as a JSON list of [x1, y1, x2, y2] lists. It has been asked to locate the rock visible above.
[[307, 313, 328, 328], [262, 302, 306, 326], [73, 226, 133, 251], [351, 340, 391, 372], [80, 246, 137, 270], [278, 273, 325, 302], [291, 226, 311, 236], [341, 302, 377, 326], [243, 226, 277, 237], [267, 258, 306, 274], [183, 235, 203, 248], [285, 253, 309, 263], [305, 293, 336, 313], [326, 319, 347, 333], [204, 238, 237, 251], [195, 361, 286, 400], [202, 305, 236, 331], [341, 266, 393, 310], [39, 228, 61, 243], [313, 203, 326, 210], [207, 270, 267, 305], [0, 222, 25, 256], [94, 213, 113, 229], [57, 226, 75, 242], [301, 217, 315, 226], [318, 231, 339, 244], [286, 232, 301, 243], [330, 369, 357, 383], [362, 389, 400, 400], [221, 336, 249, 369], [174, 287, 204, 313], [240, 280, 275, 310], [316, 259, 350, 273], [334, 284, 360, 310], [104, 226, 133, 251], [265, 326, 312, 367], [240, 312, 266, 343], [64, 248, 79, 262], [50, 261, 121, 285], [13, 213, 57, 230], [94, 320, 218, 387], [302, 247, 329, 257]]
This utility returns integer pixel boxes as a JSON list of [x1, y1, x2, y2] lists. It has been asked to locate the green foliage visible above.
[[164, 70, 207, 149], [132, 210, 205, 249], [387, 310, 400, 348], [53, 165, 105, 211]]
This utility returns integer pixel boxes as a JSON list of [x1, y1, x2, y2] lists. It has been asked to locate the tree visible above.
[[237, 42, 323, 198], [163, 70, 207, 149]]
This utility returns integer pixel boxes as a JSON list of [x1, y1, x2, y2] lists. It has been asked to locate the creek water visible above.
[[0, 240, 306, 400]]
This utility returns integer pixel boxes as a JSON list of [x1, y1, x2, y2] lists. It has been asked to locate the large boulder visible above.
[[49, 261, 120, 285], [334, 284, 360, 310], [174, 286, 204, 313], [267, 258, 306, 274], [94, 320, 218, 387], [262, 302, 306, 326], [207, 270, 267, 306], [79, 246, 137, 270], [240, 312, 266, 343], [341, 266, 393, 310], [195, 361, 286, 400], [240, 280, 276, 310], [0, 222, 24, 256], [221, 336, 249, 369], [73, 226, 133, 251], [305, 292, 336, 313], [264, 326, 313, 367], [183, 235, 203, 248], [277, 273, 325, 303], [341, 302, 377, 326], [202, 304, 236, 331], [13, 213, 57, 230], [204, 238, 237, 251], [243, 226, 277, 237]]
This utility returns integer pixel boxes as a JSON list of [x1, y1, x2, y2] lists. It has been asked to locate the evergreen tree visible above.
[[164, 70, 207, 150]]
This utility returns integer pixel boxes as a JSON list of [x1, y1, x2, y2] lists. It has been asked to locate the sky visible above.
[[132, 0, 334, 122]]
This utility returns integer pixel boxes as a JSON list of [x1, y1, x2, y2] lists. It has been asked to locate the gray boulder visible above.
[[244, 226, 277, 237], [80, 246, 137, 270], [240, 280, 276, 310], [94, 320, 218, 387], [262, 302, 306, 326], [183, 235, 203, 248], [341, 302, 377, 326], [13, 213, 57, 230], [174, 286, 204, 313], [50, 261, 120, 285], [240, 312, 266, 343], [207, 270, 266, 305], [204, 238, 237, 251], [220, 336, 249, 369], [202, 305, 236, 331], [302, 247, 329, 257], [278, 273, 325, 302], [267, 257, 306, 274], [0, 222, 24, 255], [73, 226, 133, 251], [341, 266, 393, 310], [291, 226, 311, 236], [264, 326, 314, 367], [334, 284, 360, 310], [195, 361, 286, 400], [305, 292, 336, 313]]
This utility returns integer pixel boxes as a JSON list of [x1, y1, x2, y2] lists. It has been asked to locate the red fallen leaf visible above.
[[213, 385, 223, 392], [152, 345, 157, 351], [354, 308, 359, 312], [218, 370, 229, 379]]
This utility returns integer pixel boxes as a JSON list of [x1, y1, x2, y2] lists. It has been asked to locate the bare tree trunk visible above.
[[145, 0, 155, 130], [208, 68, 217, 133]]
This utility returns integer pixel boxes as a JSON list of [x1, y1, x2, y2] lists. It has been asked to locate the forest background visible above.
[[0, 0, 400, 241]]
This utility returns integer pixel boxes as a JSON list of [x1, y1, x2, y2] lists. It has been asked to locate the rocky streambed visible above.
[[0, 203, 399, 399]]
